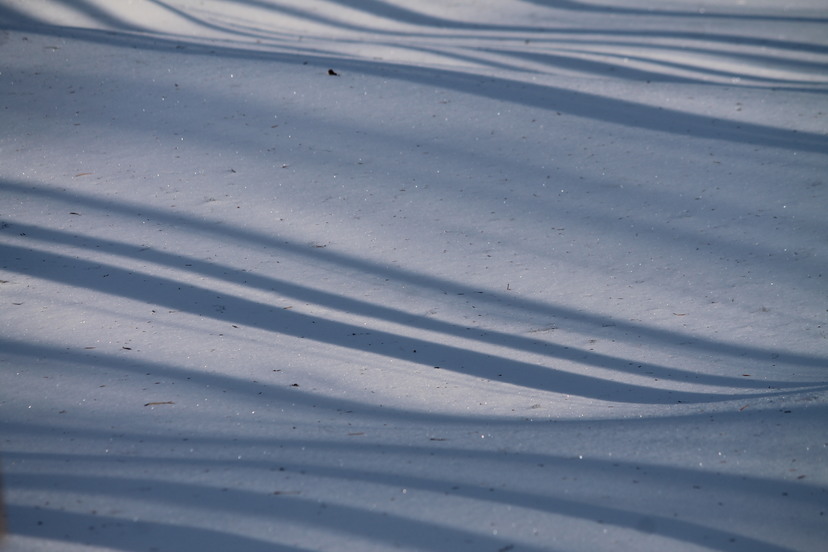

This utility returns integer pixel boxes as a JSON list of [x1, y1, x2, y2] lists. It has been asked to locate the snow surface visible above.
[[0, 1, 827, 551]]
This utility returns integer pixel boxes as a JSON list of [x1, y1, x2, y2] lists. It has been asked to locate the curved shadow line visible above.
[[3, 179, 826, 371], [144, 0, 275, 38], [8, 505, 313, 552], [194, 0, 534, 33], [14, 0, 148, 32], [526, 37, 828, 81], [486, 46, 709, 83], [175, 0, 828, 33], [489, 47, 828, 86], [520, 0, 828, 23], [5, 3, 828, 56], [2, 13, 827, 148], [8, 386, 828, 449], [6, 338, 824, 428], [378, 63, 828, 154], [0, 336, 517, 423], [2, 242, 822, 404], [7, 221, 802, 390], [10, 469, 804, 552], [10, 488, 558, 552], [3, 23, 824, 153], [8, 436, 827, 500]]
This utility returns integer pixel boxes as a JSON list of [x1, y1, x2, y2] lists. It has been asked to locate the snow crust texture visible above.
[[1, 1, 827, 551]]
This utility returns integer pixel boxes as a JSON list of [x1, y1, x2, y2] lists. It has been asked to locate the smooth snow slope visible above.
[[1, 1, 827, 551]]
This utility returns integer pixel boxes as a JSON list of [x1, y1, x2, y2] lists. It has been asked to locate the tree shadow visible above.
[[4, 335, 824, 428], [4, 465, 805, 552], [6, 239, 809, 405], [1, 3, 827, 550], [6, 506, 311, 552], [2, 400, 823, 551], [2, 179, 825, 373], [0, 30, 822, 153], [520, 0, 828, 23], [1, 1, 826, 155], [482, 46, 828, 88], [2, 181, 825, 405], [2, 187, 825, 546]]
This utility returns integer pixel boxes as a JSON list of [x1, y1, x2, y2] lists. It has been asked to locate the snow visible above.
[[0, 1, 826, 550]]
